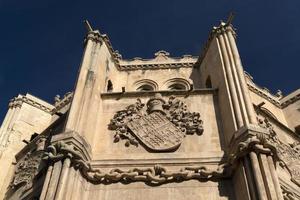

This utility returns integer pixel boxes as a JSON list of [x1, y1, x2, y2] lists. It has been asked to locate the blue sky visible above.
[[0, 0, 299, 120]]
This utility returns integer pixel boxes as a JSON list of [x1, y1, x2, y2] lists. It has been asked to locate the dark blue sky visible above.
[[0, 0, 299, 121]]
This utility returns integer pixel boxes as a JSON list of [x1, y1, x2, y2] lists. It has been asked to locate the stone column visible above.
[[55, 158, 71, 200], [250, 152, 268, 199], [267, 156, 284, 200], [217, 33, 244, 128], [226, 30, 257, 124], [40, 165, 54, 200]]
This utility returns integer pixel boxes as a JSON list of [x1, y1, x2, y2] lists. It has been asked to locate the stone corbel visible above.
[[45, 131, 92, 163], [227, 124, 277, 165]]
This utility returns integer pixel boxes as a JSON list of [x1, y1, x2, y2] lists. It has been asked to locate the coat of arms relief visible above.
[[108, 93, 204, 152]]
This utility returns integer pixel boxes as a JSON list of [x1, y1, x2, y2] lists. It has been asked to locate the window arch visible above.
[[134, 79, 158, 91], [137, 84, 154, 91], [162, 78, 191, 91], [168, 83, 186, 91], [107, 80, 113, 92], [205, 76, 212, 88]]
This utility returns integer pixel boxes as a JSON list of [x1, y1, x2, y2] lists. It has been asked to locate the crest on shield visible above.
[[108, 93, 203, 152]]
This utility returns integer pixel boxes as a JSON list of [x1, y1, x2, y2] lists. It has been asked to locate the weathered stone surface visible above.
[[0, 21, 299, 200]]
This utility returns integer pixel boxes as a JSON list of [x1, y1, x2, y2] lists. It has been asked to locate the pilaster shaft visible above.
[[65, 31, 102, 135]]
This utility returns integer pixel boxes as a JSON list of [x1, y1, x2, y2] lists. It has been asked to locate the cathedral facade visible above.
[[0, 20, 299, 200]]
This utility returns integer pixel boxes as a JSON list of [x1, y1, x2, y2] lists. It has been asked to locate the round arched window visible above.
[[168, 83, 186, 91], [134, 79, 158, 91], [137, 84, 154, 91], [163, 78, 190, 91]]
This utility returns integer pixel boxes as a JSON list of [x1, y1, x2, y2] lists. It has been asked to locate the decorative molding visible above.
[[119, 50, 197, 71], [108, 93, 203, 151], [101, 88, 217, 99], [281, 93, 300, 108], [9, 95, 54, 114], [118, 61, 196, 71], [247, 83, 281, 108]]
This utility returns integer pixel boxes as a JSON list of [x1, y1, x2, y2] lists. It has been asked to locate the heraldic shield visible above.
[[127, 112, 184, 151], [108, 93, 204, 152]]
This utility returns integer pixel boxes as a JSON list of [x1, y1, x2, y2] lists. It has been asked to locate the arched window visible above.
[[168, 83, 186, 91], [137, 84, 154, 91], [107, 80, 113, 92], [134, 79, 158, 91], [163, 78, 190, 91], [205, 76, 212, 88]]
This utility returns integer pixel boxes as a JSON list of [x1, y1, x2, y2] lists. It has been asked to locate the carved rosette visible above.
[[108, 93, 204, 151]]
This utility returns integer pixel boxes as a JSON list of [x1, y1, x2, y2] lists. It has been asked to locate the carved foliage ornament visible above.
[[108, 93, 203, 151]]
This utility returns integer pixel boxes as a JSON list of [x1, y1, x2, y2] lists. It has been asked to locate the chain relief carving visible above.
[[43, 141, 227, 185], [108, 93, 203, 151]]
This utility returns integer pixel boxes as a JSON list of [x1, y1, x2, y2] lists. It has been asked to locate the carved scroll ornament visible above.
[[108, 93, 203, 151]]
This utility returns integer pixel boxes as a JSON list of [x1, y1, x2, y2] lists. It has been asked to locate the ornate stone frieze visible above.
[[44, 141, 227, 185], [9, 95, 53, 113], [108, 93, 203, 151], [257, 117, 300, 186]]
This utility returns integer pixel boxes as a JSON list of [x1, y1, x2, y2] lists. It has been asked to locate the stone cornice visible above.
[[280, 91, 300, 108], [118, 61, 196, 71], [9, 94, 54, 114], [100, 88, 217, 99], [248, 83, 281, 107], [118, 50, 197, 71]]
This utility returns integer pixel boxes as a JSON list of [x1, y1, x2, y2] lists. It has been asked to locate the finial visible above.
[[84, 20, 93, 32]]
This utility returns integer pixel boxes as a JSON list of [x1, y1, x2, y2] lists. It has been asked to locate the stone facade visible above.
[[0, 20, 299, 200]]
